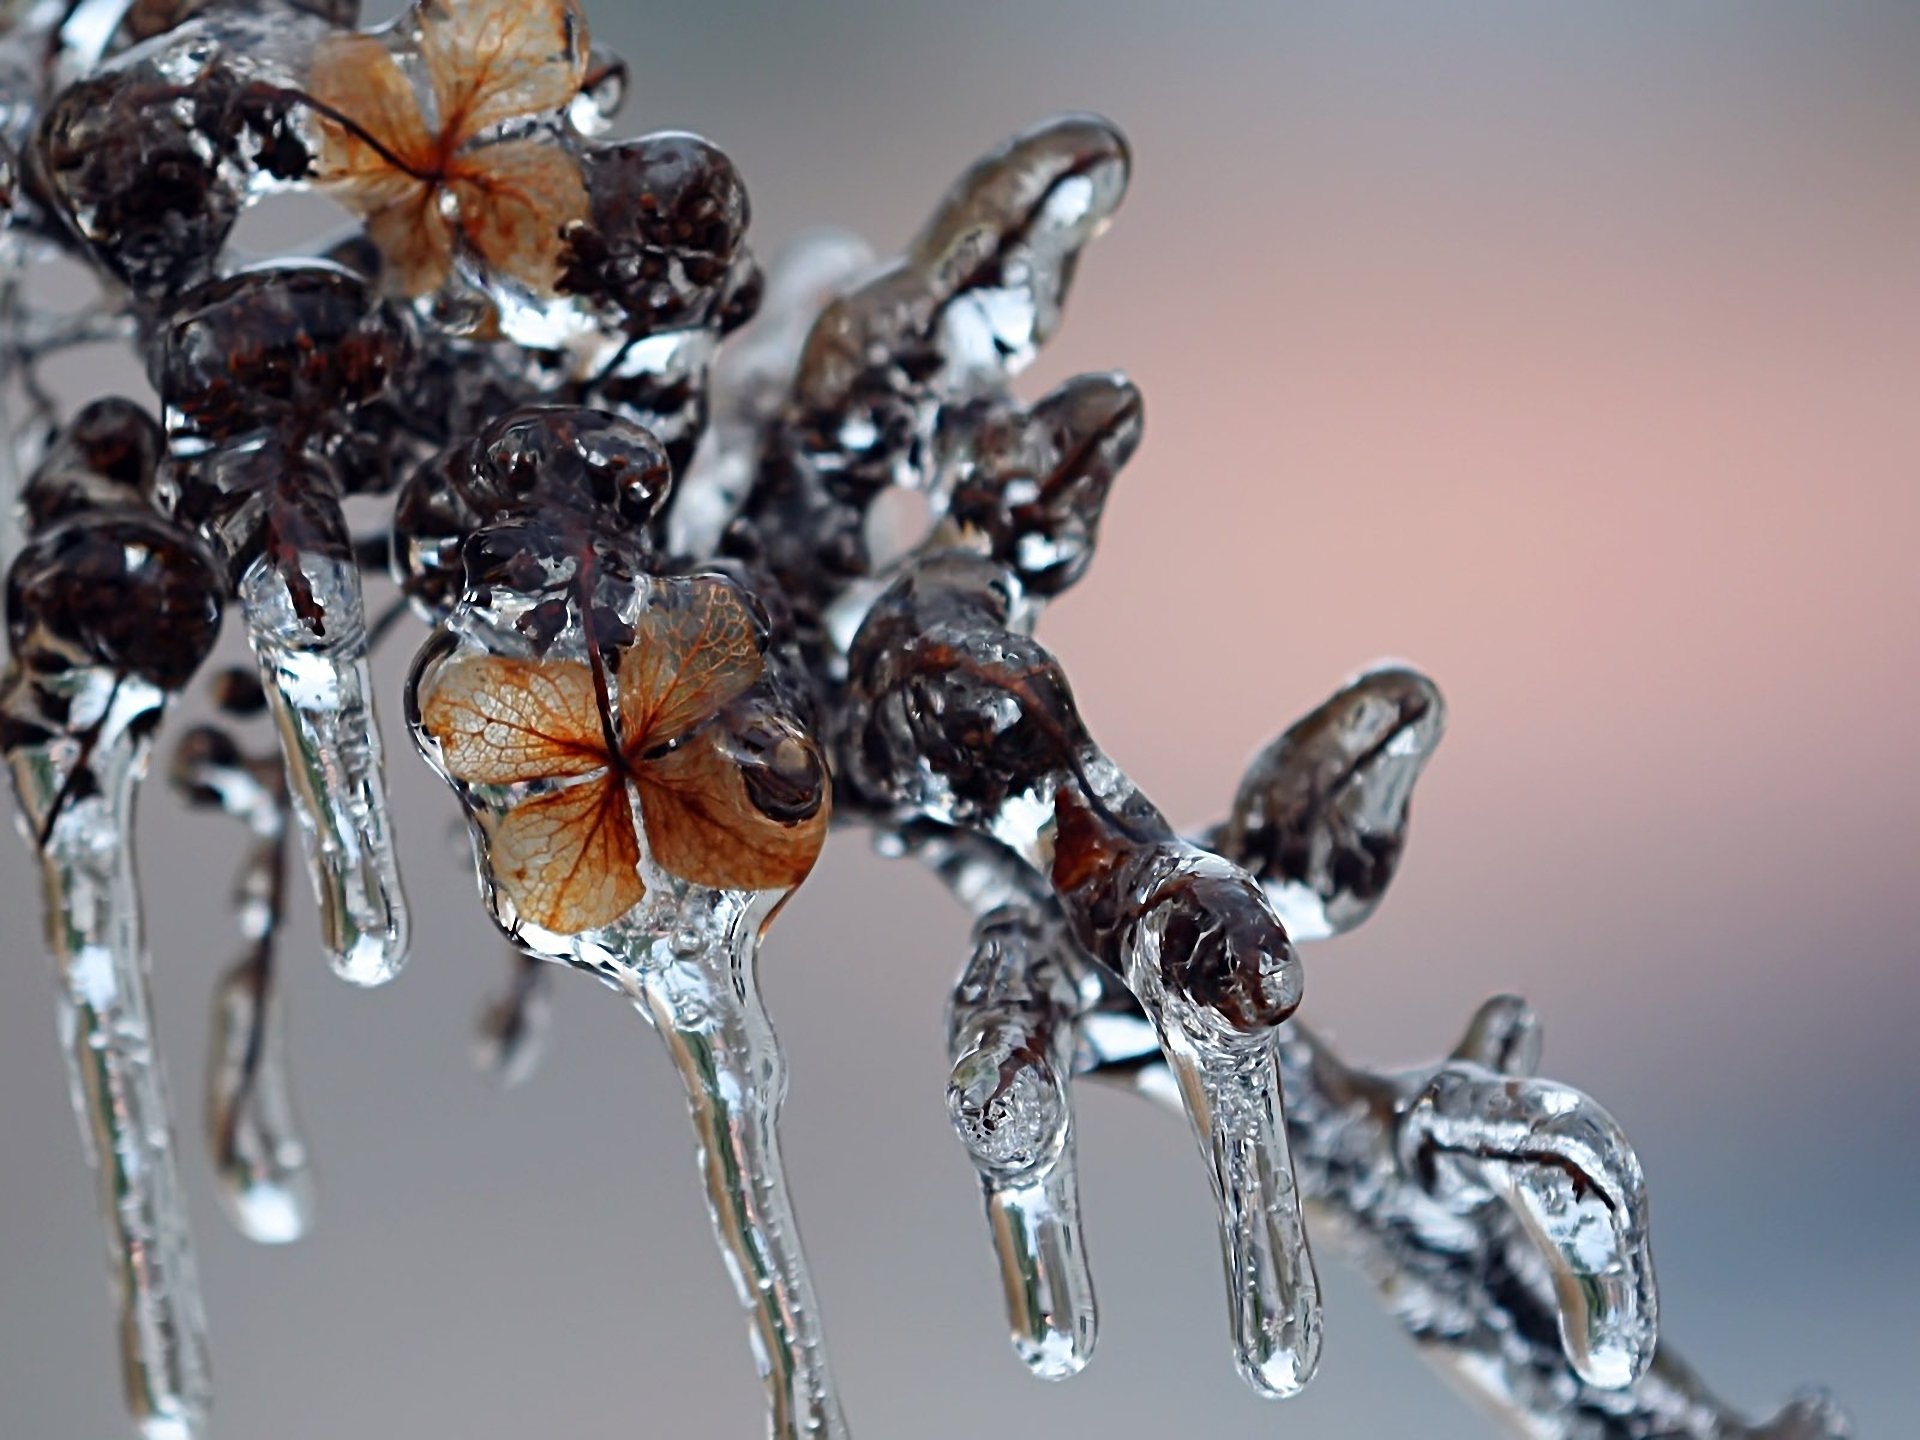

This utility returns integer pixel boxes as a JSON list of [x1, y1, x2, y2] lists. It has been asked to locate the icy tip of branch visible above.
[[1399, 1057, 1660, 1390]]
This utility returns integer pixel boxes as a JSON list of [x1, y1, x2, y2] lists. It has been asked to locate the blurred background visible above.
[[3, 1, 1917, 1436]]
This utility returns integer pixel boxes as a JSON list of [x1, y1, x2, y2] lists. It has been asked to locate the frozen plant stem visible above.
[[946, 907, 1097, 1378], [189, 741, 315, 1245], [632, 931, 849, 1440], [239, 554, 409, 987], [1400, 1061, 1659, 1391], [18, 687, 211, 1440], [1126, 969, 1320, 1397]]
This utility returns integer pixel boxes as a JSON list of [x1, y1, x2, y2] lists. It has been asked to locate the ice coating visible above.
[[8, 681, 213, 1440], [842, 552, 1324, 1396], [1210, 665, 1446, 941], [636, 912, 849, 1440], [1057, 828, 1320, 1396], [0, 1, 1860, 1426], [152, 262, 416, 985], [946, 904, 1097, 1378], [238, 552, 407, 983], [170, 703, 317, 1244], [725, 113, 1131, 652], [406, 405, 846, 1439], [1401, 1062, 1659, 1391], [1, 445, 224, 1440], [30, 1, 342, 297]]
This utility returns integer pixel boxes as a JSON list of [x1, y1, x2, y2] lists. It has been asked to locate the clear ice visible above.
[[150, 262, 418, 989], [946, 904, 1097, 1378], [1401, 1052, 1659, 1391], [9, 682, 214, 1440], [2, 395, 226, 1440], [171, 711, 316, 1244], [0, 0, 1857, 1434], [235, 552, 408, 985]]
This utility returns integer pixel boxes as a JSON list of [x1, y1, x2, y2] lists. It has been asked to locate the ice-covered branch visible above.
[[2, 404, 225, 1440], [0, 4, 1856, 1430], [921, 662, 1847, 1439]]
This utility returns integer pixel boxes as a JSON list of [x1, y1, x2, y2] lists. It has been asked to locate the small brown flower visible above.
[[419, 578, 830, 934], [307, 0, 590, 297]]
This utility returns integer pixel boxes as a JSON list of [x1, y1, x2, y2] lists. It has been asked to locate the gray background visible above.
[[4, 2, 1917, 1436]]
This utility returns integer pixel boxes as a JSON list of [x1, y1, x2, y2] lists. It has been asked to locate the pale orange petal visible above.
[[307, 32, 437, 192], [483, 776, 643, 933], [449, 141, 588, 295], [420, 0, 589, 145], [635, 730, 829, 894], [419, 653, 610, 785], [616, 578, 765, 751], [365, 184, 456, 296]]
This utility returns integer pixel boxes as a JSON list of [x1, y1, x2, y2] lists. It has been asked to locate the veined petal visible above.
[[308, 32, 437, 189], [483, 775, 644, 934], [449, 140, 589, 296], [421, 0, 590, 145], [616, 577, 764, 751], [419, 653, 610, 785], [636, 728, 829, 894], [365, 184, 456, 297]]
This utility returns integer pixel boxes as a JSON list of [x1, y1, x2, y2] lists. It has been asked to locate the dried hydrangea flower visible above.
[[307, 0, 589, 296], [417, 575, 827, 931]]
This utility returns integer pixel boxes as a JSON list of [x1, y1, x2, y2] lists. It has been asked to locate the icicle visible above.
[[946, 906, 1096, 1378], [4, 403, 224, 1440], [1399, 1058, 1660, 1390], [171, 710, 316, 1244], [632, 909, 850, 1440], [207, 949, 312, 1243], [151, 263, 420, 986], [7, 678, 213, 1440], [1104, 849, 1320, 1397], [237, 549, 407, 985]]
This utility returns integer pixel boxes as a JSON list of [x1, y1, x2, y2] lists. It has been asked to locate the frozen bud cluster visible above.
[[0, 2, 1848, 1439]]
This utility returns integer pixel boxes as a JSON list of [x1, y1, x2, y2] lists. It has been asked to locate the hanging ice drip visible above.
[[152, 262, 415, 986], [404, 405, 846, 1440], [169, 664, 318, 1246], [1, 399, 225, 1440]]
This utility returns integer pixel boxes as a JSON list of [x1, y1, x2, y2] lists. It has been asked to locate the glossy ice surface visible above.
[[0, 1, 1879, 1437]]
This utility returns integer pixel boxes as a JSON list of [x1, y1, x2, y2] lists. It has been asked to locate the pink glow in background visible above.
[[2, 3, 1915, 1436]]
